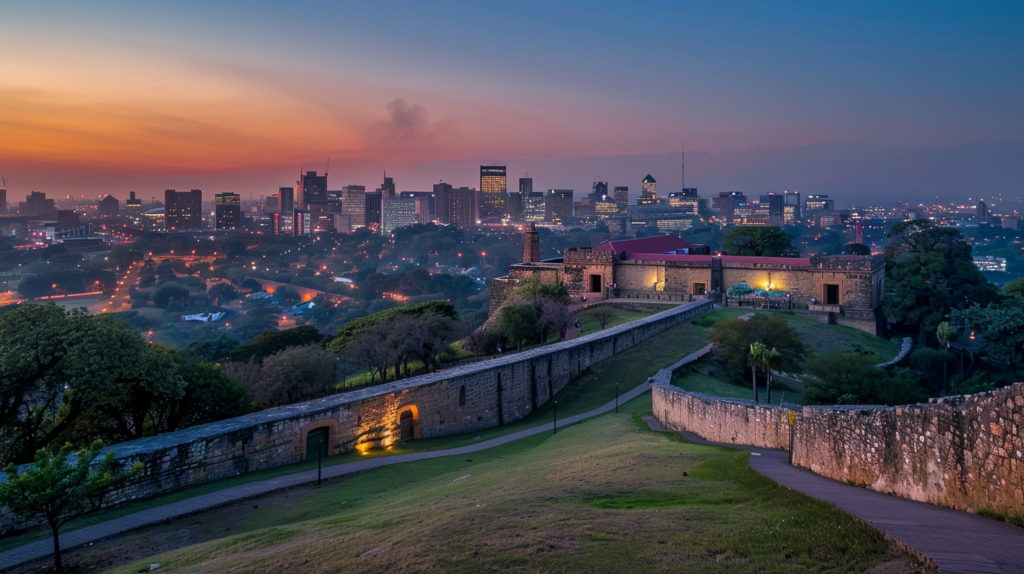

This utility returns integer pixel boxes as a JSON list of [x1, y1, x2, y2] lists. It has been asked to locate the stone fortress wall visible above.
[[2, 300, 713, 531], [654, 373, 1024, 522]]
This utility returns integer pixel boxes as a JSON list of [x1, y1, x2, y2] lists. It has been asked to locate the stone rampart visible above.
[[3, 300, 713, 532], [792, 384, 1024, 521], [654, 374, 1024, 522]]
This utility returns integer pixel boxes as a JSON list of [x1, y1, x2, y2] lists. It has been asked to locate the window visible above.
[[589, 274, 602, 292], [824, 284, 840, 305], [693, 282, 707, 296], [459, 385, 466, 406]]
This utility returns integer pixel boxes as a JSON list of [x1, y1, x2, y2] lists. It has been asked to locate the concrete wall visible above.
[[792, 385, 1024, 520], [4, 300, 711, 527], [654, 374, 1024, 522]]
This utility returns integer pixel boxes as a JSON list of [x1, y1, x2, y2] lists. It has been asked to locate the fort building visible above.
[[491, 234, 885, 335]]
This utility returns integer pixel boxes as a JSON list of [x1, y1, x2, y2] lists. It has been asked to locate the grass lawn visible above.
[[768, 311, 899, 361], [0, 308, 724, 554], [575, 303, 677, 334], [84, 398, 908, 574]]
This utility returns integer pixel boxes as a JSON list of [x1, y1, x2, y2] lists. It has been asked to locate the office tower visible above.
[[667, 192, 700, 215], [123, 191, 142, 215], [340, 185, 366, 232], [681, 188, 698, 197], [435, 183, 478, 229], [637, 175, 657, 205], [215, 192, 242, 229], [365, 190, 383, 231], [523, 223, 541, 263], [400, 191, 436, 223], [714, 191, 747, 223], [760, 192, 785, 224], [614, 186, 629, 212], [592, 182, 609, 202], [164, 189, 203, 230], [523, 191, 545, 222], [297, 171, 327, 208], [0, 188, 6, 213], [20, 191, 56, 216], [382, 197, 417, 234], [506, 191, 523, 220], [479, 165, 507, 218], [98, 195, 119, 217], [545, 189, 574, 222], [293, 209, 312, 236], [978, 199, 988, 219], [519, 177, 533, 195], [278, 187, 295, 214], [381, 173, 396, 198], [265, 194, 280, 213], [804, 194, 833, 226]]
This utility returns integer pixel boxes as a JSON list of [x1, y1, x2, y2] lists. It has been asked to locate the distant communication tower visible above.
[[681, 141, 685, 191]]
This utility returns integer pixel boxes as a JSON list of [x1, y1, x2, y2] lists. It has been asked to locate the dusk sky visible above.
[[2, 1, 1022, 203]]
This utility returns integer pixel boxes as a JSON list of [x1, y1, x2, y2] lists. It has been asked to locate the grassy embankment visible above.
[[0, 302, 714, 553], [672, 310, 901, 404], [91, 397, 909, 573]]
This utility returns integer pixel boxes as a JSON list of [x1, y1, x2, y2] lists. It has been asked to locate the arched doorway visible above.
[[305, 427, 329, 461], [399, 410, 416, 442]]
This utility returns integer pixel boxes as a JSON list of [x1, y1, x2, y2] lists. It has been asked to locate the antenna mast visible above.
[[681, 140, 685, 191]]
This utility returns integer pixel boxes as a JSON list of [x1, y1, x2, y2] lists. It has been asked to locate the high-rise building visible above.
[[523, 191, 545, 222], [293, 209, 312, 236], [124, 191, 143, 215], [545, 189, 574, 222], [506, 191, 523, 220], [215, 192, 241, 229], [98, 195, 119, 217], [519, 177, 533, 195], [667, 192, 700, 215], [480, 165, 507, 218], [978, 198, 988, 219], [637, 175, 657, 205], [382, 197, 417, 234], [714, 191, 747, 223], [435, 183, 478, 229], [164, 189, 202, 230], [278, 187, 295, 214], [680, 188, 698, 197], [613, 186, 629, 212], [400, 191, 435, 223], [380, 173, 396, 198], [20, 191, 56, 216], [760, 193, 785, 224], [0, 188, 6, 214], [297, 171, 327, 208], [340, 185, 366, 232], [365, 190, 383, 231]]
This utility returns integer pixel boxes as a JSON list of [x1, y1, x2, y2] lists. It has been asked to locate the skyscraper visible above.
[[381, 173, 396, 198], [523, 191, 545, 222], [613, 186, 629, 211], [297, 171, 327, 208], [124, 191, 142, 214], [435, 183, 478, 229], [164, 189, 202, 230], [978, 198, 988, 219], [506, 192, 523, 220], [480, 165, 507, 218], [278, 187, 295, 213], [382, 197, 417, 234], [545, 189, 574, 222], [215, 192, 241, 229], [341, 185, 366, 232], [0, 188, 6, 214], [519, 177, 533, 195], [637, 175, 657, 205], [715, 191, 747, 223], [365, 190, 383, 231]]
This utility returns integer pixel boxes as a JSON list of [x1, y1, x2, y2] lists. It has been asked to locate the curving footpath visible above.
[[0, 380, 652, 572], [644, 417, 1024, 574]]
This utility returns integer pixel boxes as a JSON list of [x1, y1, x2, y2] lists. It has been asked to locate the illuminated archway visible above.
[[395, 404, 420, 442]]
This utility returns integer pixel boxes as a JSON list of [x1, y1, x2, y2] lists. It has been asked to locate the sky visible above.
[[1, 1, 1022, 203]]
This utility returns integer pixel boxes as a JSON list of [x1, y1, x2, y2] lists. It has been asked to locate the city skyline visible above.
[[1, 2, 1021, 202]]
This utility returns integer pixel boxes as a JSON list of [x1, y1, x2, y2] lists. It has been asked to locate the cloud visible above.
[[365, 99, 458, 152]]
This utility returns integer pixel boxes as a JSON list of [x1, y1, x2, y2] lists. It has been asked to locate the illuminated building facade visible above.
[[340, 185, 366, 232], [545, 189, 574, 222], [382, 197, 417, 234], [297, 171, 327, 208], [435, 183, 478, 229], [614, 186, 629, 211], [215, 192, 241, 229], [637, 175, 657, 205], [164, 189, 202, 230], [480, 165, 507, 218]]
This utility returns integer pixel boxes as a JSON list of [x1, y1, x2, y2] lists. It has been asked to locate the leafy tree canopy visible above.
[[708, 314, 805, 383], [803, 349, 927, 406], [228, 325, 325, 364], [328, 300, 458, 351], [723, 226, 799, 257]]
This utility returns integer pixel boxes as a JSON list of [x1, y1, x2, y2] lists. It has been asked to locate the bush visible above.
[[804, 349, 927, 406], [152, 283, 190, 309]]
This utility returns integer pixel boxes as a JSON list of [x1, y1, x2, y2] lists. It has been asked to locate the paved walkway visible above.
[[644, 417, 1024, 574], [0, 381, 652, 571]]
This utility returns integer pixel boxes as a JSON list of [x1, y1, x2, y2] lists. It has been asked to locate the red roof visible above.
[[594, 236, 692, 258], [622, 253, 810, 267]]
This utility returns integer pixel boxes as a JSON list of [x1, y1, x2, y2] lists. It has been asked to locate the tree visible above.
[[0, 441, 143, 572], [591, 307, 615, 330], [845, 243, 871, 255], [539, 298, 576, 342], [708, 314, 805, 385], [500, 303, 538, 351], [936, 321, 956, 394], [207, 282, 238, 303], [406, 312, 458, 374], [950, 303, 1024, 377], [185, 336, 240, 362], [255, 345, 338, 407], [347, 322, 393, 384], [228, 325, 323, 364], [161, 358, 253, 431], [803, 349, 927, 406], [152, 282, 190, 309], [748, 342, 781, 403], [1002, 277, 1024, 300], [723, 227, 799, 257], [884, 220, 999, 345]]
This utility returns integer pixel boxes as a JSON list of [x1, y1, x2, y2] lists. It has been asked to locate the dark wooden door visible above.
[[399, 410, 414, 442], [306, 427, 328, 461]]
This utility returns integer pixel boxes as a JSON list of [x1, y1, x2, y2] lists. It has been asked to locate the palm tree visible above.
[[749, 342, 765, 403], [749, 342, 782, 404], [937, 321, 955, 395]]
